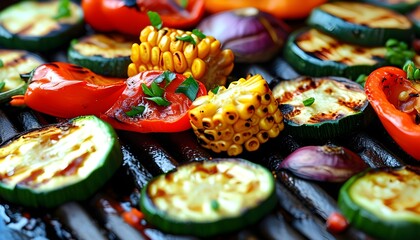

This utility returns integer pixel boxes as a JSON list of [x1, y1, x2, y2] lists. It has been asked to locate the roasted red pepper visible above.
[[82, 0, 205, 35], [101, 70, 207, 133], [19, 62, 126, 118], [365, 66, 420, 160]]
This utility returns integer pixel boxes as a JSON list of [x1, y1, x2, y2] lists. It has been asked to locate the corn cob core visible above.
[[189, 74, 284, 156], [128, 26, 235, 90]]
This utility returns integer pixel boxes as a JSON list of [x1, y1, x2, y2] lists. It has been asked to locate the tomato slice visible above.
[[101, 70, 207, 133], [24, 62, 126, 118]]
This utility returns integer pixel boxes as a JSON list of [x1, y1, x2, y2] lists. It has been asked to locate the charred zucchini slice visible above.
[[0, 49, 44, 103], [361, 0, 420, 14], [284, 28, 386, 80], [0, 0, 85, 52], [338, 167, 420, 240], [272, 76, 372, 139], [140, 158, 277, 237], [0, 115, 122, 208], [307, 2, 414, 47], [67, 33, 136, 78]]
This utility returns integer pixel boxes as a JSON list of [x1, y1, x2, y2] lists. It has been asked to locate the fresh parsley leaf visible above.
[[192, 29, 206, 39], [54, 0, 71, 20], [385, 38, 415, 67], [146, 96, 171, 106], [176, 35, 196, 45], [147, 11, 163, 30], [176, 76, 199, 101], [303, 97, 315, 106], [125, 105, 145, 117]]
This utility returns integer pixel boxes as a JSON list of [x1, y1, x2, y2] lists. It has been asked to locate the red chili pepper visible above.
[[365, 66, 420, 161], [101, 70, 207, 133], [82, 0, 205, 36], [21, 62, 126, 118]]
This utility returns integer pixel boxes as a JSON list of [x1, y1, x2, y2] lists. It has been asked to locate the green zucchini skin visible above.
[[283, 28, 386, 80], [0, 0, 85, 52], [307, 2, 415, 47], [140, 158, 277, 237], [67, 34, 135, 78], [0, 115, 122, 208], [338, 167, 420, 240], [272, 76, 373, 140]]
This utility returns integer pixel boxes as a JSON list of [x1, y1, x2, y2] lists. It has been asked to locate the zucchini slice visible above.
[[140, 158, 277, 237], [361, 0, 420, 14], [67, 34, 136, 78], [0, 49, 44, 103], [272, 76, 372, 139], [0, 0, 85, 52], [307, 2, 414, 46], [0, 115, 122, 208], [338, 167, 420, 240], [284, 28, 386, 80]]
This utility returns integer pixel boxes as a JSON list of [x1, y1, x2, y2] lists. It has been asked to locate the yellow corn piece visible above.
[[189, 74, 285, 156], [128, 26, 235, 90]]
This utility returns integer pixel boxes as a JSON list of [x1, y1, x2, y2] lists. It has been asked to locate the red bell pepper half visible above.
[[20, 62, 126, 118], [365, 66, 420, 160], [82, 0, 205, 35], [101, 70, 207, 133]]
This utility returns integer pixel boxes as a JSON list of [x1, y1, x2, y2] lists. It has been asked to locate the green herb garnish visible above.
[[176, 76, 199, 101], [210, 86, 220, 94], [141, 81, 170, 106], [385, 39, 415, 67], [210, 199, 219, 211], [355, 74, 367, 87], [54, 0, 71, 20], [180, 0, 189, 8], [148, 11, 163, 30], [303, 97, 315, 106], [176, 35, 196, 45], [192, 29, 206, 39], [0, 81, 5, 91], [154, 70, 176, 86], [125, 105, 146, 117], [403, 60, 420, 81]]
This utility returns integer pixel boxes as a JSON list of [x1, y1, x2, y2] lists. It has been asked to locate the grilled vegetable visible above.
[[101, 70, 207, 133], [365, 64, 420, 160], [338, 166, 420, 240], [12, 62, 126, 119], [409, 5, 420, 36], [197, 7, 289, 63], [67, 33, 136, 78], [307, 1, 414, 47], [0, 0, 85, 52], [284, 28, 386, 80], [361, 0, 420, 14], [0, 49, 44, 103], [127, 26, 235, 90], [189, 74, 284, 156], [272, 76, 372, 139], [0, 115, 123, 208], [82, 0, 205, 36], [140, 158, 277, 237]]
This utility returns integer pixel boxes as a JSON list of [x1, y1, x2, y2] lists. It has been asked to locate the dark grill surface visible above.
[[1, 2, 419, 239]]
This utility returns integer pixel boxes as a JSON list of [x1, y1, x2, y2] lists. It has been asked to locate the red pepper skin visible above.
[[365, 66, 420, 160], [82, 0, 205, 36], [101, 70, 207, 133], [24, 62, 126, 118]]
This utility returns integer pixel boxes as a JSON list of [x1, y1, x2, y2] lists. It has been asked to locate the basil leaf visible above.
[[150, 81, 164, 97], [303, 97, 315, 107], [176, 76, 199, 101], [176, 35, 196, 45], [146, 96, 171, 106], [141, 83, 154, 97], [54, 0, 71, 20], [192, 29, 206, 39], [125, 105, 145, 117], [0, 81, 5, 91], [147, 11, 163, 30]]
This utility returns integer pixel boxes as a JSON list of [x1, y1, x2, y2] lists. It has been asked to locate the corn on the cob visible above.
[[128, 26, 235, 90], [189, 74, 284, 156]]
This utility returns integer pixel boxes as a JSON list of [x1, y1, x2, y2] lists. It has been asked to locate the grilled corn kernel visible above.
[[129, 26, 235, 90], [189, 74, 284, 156]]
